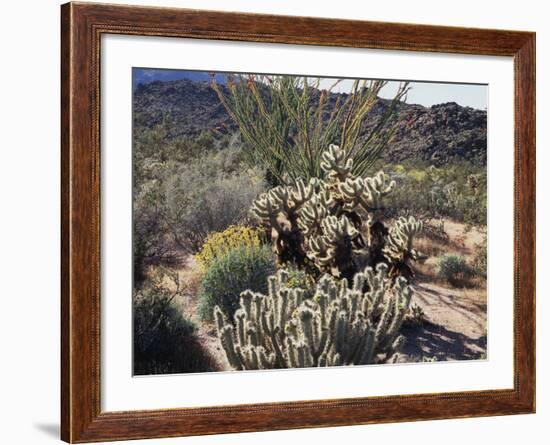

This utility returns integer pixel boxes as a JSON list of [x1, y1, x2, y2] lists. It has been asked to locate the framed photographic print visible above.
[[61, 2, 535, 442]]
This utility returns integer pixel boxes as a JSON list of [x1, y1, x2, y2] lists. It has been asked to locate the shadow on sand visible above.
[[401, 321, 487, 362]]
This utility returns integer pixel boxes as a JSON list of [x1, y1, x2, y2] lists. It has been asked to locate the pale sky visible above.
[[322, 79, 487, 110], [134, 68, 488, 110]]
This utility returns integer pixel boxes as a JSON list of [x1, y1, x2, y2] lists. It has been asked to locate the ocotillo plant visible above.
[[212, 75, 409, 186], [250, 144, 425, 280], [214, 263, 413, 370]]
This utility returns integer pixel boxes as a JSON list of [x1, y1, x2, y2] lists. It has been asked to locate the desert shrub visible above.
[[133, 181, 178, 284], [132, 130, 241, 281], [404, 302, 428, 327], [284, 265, 316, 298], [198, 245, 276, 322], [472, 236, 487, 278], [134, 124, 216, 167], [196, 225, 266, 269], [385, 163, 487, 226], [430, 166, 487, 226], [133, 270, 215, 374], [413, 235, 446, 258], [133, 143, 267, 278], [213, 75, 408, 186], [437, 254, 474, 285], [214, 264, 414, 370], [421, 219, 449, 244], [163, 148, 266, 253]]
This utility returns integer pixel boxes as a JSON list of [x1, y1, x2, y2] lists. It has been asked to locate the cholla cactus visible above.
[[215, 263, 413, 370], [338, 171, 396, 215], [320, 144, 353, 181], [251, 144, 424, 280], [383, 216, 426, 278], [250, 179, 316, 267], [307, 215, 359, 278]]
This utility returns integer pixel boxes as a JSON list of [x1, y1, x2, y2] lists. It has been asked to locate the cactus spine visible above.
[[215, 264, 413, 370]]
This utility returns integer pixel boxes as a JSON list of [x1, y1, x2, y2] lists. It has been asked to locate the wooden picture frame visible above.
[[61, 2, 535, 442]]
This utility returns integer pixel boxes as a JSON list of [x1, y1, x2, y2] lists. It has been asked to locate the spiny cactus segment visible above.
[[250, 144, 423, 280], [215, 264, 413, 370]]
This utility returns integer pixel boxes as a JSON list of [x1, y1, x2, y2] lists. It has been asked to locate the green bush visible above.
[[198, 244, 276, 322], [195, 225, 265, 270], [162, 147, 266, 253], [132, 129, 227, 281], [284, 265, 316, 298], [437, 254, 474, 286], [385, 163, 487, 226], [472, 236, 487, 278], [133, 271, 215, 375], [404, 302, 428, 327], [133, 181, 178, 284], [133, 125, 217, 171], [132, 142, 267, 282]]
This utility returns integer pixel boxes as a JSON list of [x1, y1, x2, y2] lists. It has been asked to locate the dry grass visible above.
[[415, 219, 486, 285]]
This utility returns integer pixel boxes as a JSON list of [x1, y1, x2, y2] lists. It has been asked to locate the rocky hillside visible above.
[[133, 79, 487, 166]]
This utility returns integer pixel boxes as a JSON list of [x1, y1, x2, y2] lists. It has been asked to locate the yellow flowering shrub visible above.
[[195, 225, 265, 269]]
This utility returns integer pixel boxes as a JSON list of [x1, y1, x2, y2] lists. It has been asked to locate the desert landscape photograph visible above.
[[132, 69, 488, 375]]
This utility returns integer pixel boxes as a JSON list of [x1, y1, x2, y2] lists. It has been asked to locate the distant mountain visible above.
[[132, 70, 226, 89], [133, 78, 487, 166]]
